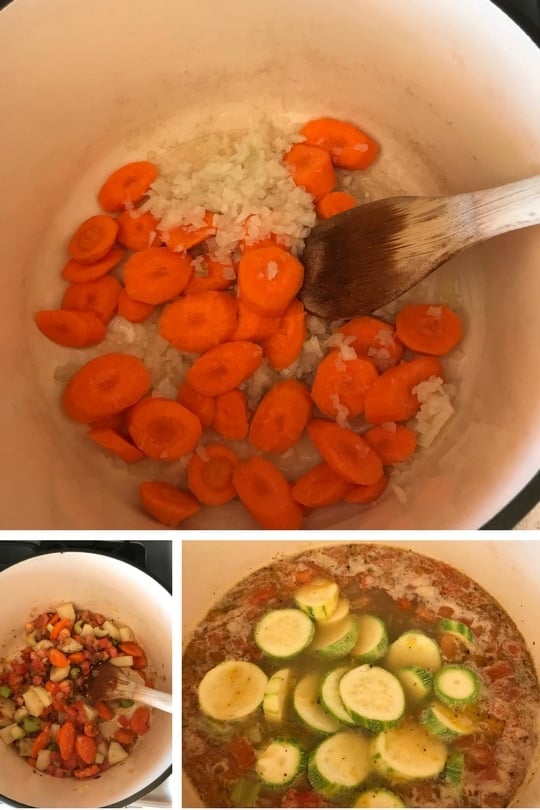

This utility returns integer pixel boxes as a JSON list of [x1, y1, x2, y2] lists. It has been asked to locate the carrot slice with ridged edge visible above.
[[237, 246, 305, 317], [363, 424, 417, 464], [160, 212, 216, 252], [307, 419, 383, 485], [61, 247, 125, 284], [291, 462, 352, 508], [98, 161, 158, 212], [339, 316, 403, 368], [187, 444, 240, 506], [140, 481, 200, 527], [116, 210, 161, 251], [127, 398, 202, 461], [363, 356, 443, 424], [213, 389, 249, 441], [187, 341, 263, 397], [232, 456, 303, 529], [284, 143, 336, 200], [159, 291, 237, 353], [263, 298, 306, 370], [62, 275, 122, 324], [249, 379, 312, 454], [300, 117, 379, 170], [395, 304, 463, 356], [124, 247, 193, 304], [311, 350, 379, 418], [67, 215, 119, 265], [34, 309, 106, 348], [87, 427, 145, 463]]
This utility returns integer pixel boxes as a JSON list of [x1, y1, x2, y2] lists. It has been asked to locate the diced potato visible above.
[[118, 626, 134, 643], [35, 748, 51, 771], [14, 707, 29, 722], [24, 631, 37, 646], [35, 640, 53, 651], [49, 665, 70, 683], [17, 737, 34, 757], [22, 689, 45, 718], [102, 620, 120, 641], [80, 623, 96, 637], [95, 752, 105, 764], [0, 723, 20, 745], [11, 725, 25, 741], [58, 638, 83, 654], [81, 703, 99, 723], [97, 741, 108, 757], [98, 720, 119, 739], [0, 697, 16, 728], [110, 656, 134, 668], [32, 686, 52, 708], [56, 603, 76, 622], [108, 741, 129, 765]]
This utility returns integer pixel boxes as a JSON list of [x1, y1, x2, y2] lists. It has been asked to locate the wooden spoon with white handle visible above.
[[87, 661, 172, 713], [300, 174, 540, 319]]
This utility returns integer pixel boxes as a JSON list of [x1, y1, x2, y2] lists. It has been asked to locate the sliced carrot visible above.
[[75, 734, 96, 765], [140, 481, 201, 527], [62, 352, 151, 423], [114, 729, 136, 746], [339, 316, 404, 368], [187, 341, 263, 397], [123, 246, 193, 304], [213, 389, 249, 441], [50, 618, 72, 640], [116, 210, 161, 251], [177, 381, 216, 429], [132, 654, 148, 671], [187, 444, 240, 506], [363, 424, 417, 464], [119, 641, 145, 657], [96, 701, 113, 720], [62, 247, 125, 284], [57, 721, 76, 761], [34, 309, 106, 348], [98, 161, 158, 213], [127, 398, 202, 460], [70, 652, 86, 664], [48, 649, 68, 668], [232, 456, 303, 529], [307, 419, 383, 485], [395, 304, 463, 356], [291, 462, 352, 508], [263, 298, 306, 370], [161, 212, 216, 252], [62, 275, 122, 324], [316, 190, 356, 219], [74, 764, 100, 779], [363, 356, 443, 424], [68, 214, 119, 265], [249, 379, 312, 454], [117, 288, 156, 323], [311, 350, 378, 418], [231, 299, 281, 342], [300, 117, 379, 171], [237, 246, 304, 317], [130, 706, 150, 736], [31, 726, 51, 759], [158, 291, 237, 353], [284, 143, 336, 200], [87, 427, 145, 463], [185, 255, 235, 294], [343, 474, 389, 504], [89, 412, 125, 432]]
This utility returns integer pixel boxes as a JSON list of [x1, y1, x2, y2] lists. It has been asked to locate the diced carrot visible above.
[[395, 304, 463, 356], [74, 764, 100, 778], [160, 212, 216, 252], [62, 275, 122, 324], [69, 652, 85, 665], [118, 641, 145, 657], [300, 117, 379, 170], [127, 398, 202, 460], [89, 412, 125, 432], [87, 427, 145, 463], [293, 569, 313, 585], [339, 316, 404, 368], [343, 474, 389, 504], [187, 444, 240, 506], [284, 143, 336, 200], [187, 341, 263, 397], [363, 356, 443, 424], [159, 291, 237, 352], [68, 214, 119, 264], [48, 649, 68, 668], [98, 161, 158, 212], [307, 419, 383, 485], [291, 462, 352, 508], [57, 721, 76, 761], [248, 586, 278, 605], [140, 481, 201, 527], [62, 353, 151, 423], [62, 247, 125, 283], [116, 210, 161, 251], [237, 246, 305, 317], [263, 298, 306, 370], [129, 706, 150, 736], [34, 309, 106, 348], [123, 247, 193, 304], [75, 734, 96, 765], [114, 729, 136, 746], [131, 654, 147, 671], [232, 456, 303, 529], [311, 350, 378, 418], [117, 288, 156, 323], [316, 190, 356, 219], [177, 381, 216, 429], [249, 379, 312, 454], [231, 299, 281, 342], [31, 726, 51, 759], [83, 723, 98, 738], [185, 255, 235, 294], [50, 618, 72, 640], [96, 701, 113, 720], [213, 389, 249, 441], [363, 424, 417, 464]]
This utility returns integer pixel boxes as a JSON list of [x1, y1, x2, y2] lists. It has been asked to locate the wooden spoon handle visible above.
[[131, 685, 173, 713], [468, 174, 540, 239]]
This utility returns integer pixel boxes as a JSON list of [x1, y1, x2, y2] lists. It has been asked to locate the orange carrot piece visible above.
[[311, 350, 379, 419], [284, 143, 336, 200], [339, 316, 404, 368], [48, 649, 68, 668], [57, 721, 76, 761], [231, 299, 281, 342], [395, 304, 463, 356], [96, 702, 113, 720], [291, 462, 352, 508], [34, 309, 106, 348], [232, 456, 303, 529], [158, 291, 237, 353], [62, 275, 122, 324], [62, 247, 125, 284], [50, 618, 72, 640], [69, 652, 86, 664], [140, 481, 201, 527], [363, 356, 443, 424], [237, 246, 305, 317], [249, 379, 312, 454], [116, 210, 161, 251], [74, 764, 100, 779], [185, 255, 235, 294], [114, 729, 136, 746], [363, 424, 417, 464], [98, 161, 158, 213], [117, 288, 156, 323], [119, 641, 145, 657], [213, 389, 249, 441], [89, 412, 125, 432], [343, 474, 389, 504], [300, 117, 379, 171], [263, 298, 306, 370], [87, 427, 145, 463], [62, 352, 151, 423], [160, 212, 216, 252], [130, 706, 150, 736], [31, 727, 51, 759], [123, 246, 193, 304], [187, 341, 263, 397], [316, 190, 356, 219], [127, 398, 202, 460], [187, 444, 240, 506], [75, 734, 96, 765], [68, 214, 119, 265], [307, 419, 384, 485], [177, 381, 216, 429]]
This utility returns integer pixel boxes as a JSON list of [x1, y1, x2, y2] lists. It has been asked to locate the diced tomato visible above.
[[74, 764, 100, 778], [438, 605, 455, 618], [117, 714, 130, 728], [293, 568, 313, 585], [247, 586, 278, 605], [227, 736, 256, 771], [483, 661, 513, 681], [396, 596, 414, 610], [132, 654, 148, 670]]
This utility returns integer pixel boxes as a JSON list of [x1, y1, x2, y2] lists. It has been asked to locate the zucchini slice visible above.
[[439, 618, 475, 647], [353, 788, 405, 807], [445, 751, 464, 790], [350, 614, 389, 663], [198, 660, 267, 721], [420, 700, 475, 741], [320, 666, 356, 726], [293, 672, 341, 735], [255, 738, 305, 788], [294, 578, 340, 620], [255, 609, 314, 659], [308, 731, 370, 797], [396, 665, 433, 704], [317, 596, 351, 627], [263, 668, 294, 724], [385, 631, 442, 674], [339, 666, 405, 732], [309, 615, 358, 660], [433, 665, 480, 707], [371, 718, 448, 782]]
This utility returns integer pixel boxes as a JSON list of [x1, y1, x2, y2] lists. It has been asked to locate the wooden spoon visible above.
[[300, 175, 540, 319], [87, 661, 172, 713]]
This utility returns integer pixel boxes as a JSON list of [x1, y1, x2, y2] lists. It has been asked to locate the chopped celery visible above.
[[0, 686, 12, 698], [230, 778, 260, 807], [117, 699, 134, 708], [70, 667, 81, 680], [22, 716, 42, 734]]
